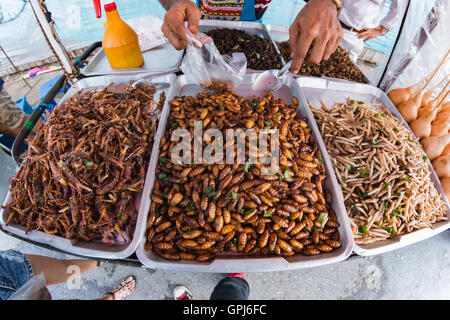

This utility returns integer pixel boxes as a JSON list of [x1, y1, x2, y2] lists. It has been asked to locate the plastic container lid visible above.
[[104, 2, 117, 12]]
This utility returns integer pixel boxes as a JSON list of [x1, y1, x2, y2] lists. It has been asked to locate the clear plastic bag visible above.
[[180, 26, 247, 88], [380, 0, 450, 92], [8, 273, 52, 300]]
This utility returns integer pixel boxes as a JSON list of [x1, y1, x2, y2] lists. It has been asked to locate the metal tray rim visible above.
[[135, 73, 354, 272], [296, 76, 450, 257], [0, 73, 177, 259]]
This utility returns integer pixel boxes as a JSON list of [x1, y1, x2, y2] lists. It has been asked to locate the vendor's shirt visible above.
[[198, 0, 272, 20], [339, 0, 406, 31]]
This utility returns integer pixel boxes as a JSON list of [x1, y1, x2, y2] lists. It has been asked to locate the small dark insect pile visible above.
[[145, 89, 341, 262], [277, 42, 367, 83], [206, 28, 282, 70], [5, 82, 164, 244]]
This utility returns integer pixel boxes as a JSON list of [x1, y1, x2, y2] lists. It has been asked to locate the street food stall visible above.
[[0, 0, 449, 272]]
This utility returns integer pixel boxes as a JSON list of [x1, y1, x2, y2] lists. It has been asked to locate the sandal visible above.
[[107, 275, 136, 300]]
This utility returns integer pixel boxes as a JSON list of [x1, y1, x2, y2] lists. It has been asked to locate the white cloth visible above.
[[340, 28, 364, 62], [338, 0, 406, 62], [339, 0, 405, 31]]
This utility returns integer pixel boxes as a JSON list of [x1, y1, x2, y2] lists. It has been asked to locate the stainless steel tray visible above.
[[198, 20, 284, 72], [297, 76, 450, 256], [135, 73, 354, 272], [0, 73, 177, 259], [81, 44, 184, 77]]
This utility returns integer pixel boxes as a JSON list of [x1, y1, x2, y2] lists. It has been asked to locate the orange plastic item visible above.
[[101, 2, 143, 69]]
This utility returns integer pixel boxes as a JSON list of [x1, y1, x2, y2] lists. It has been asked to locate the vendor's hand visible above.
[[289, 0, 342, 74], [161, 0, 201, 50], [356, 26, 387, 42]]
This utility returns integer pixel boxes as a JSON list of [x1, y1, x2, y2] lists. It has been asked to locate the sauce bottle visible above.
[[93, 0, 144, 69]]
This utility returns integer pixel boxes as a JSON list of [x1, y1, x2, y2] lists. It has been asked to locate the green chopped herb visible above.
[[384, 201, 389, 209], [349, 99, 355, 104], [231, 191, 239, 201], [232, 44, 240, 50], [317, 212, 328, 228], [251, 101, 259, 109], [385, 226, 396, 235], [170, 122, 179, 129], [162, 193, 168, 199], [263, 210, 272, 217], [117, 210, 122, 218], [357, 101, 364, 105], [380, 112, 386, 117], [232, 237, 237, 247], [243, 162, 252, 173], [341, 178, 347, 184], [264, 121, 273, 127], [314, 114, 319, 120], [348, 165, 356, 174], [404, 175, 412, 183], [422, 156, 428, 162], [408, 137, 413, 142], [218, 105, 225, 110], [185, 201, 194, 212], [384, 181, 391, 189], [359, 192, 369, 200], [371, 139, 377, 145], [158, 173, 169, 186], [82, 158, 93, 167], [374, 113, 379, 118], [159, 157, 168, 166], [359, 169, 370, 177], [358, 225, 367, 234], [283, 167, 292, 181], [252, 51, 260, 59], [318, 157, 324, 165], [238, 37, 245, 42], [210, 121, 217, 128], [317, 119, 323, 126], [243, 207, 255, 215], [205, 187, 217, 198], [223, 199, 231, 206]]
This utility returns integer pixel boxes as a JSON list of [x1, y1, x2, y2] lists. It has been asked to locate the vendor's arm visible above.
[[159, 0, 201, 50], [289, 0, 343, 74]]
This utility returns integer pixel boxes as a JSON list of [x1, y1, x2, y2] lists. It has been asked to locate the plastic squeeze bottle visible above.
[[94, 0, 144, 69]]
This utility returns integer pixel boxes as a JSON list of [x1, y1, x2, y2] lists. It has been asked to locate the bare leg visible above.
[[25, 254, 98, 286]]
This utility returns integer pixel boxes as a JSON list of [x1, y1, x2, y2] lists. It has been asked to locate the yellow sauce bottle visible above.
[[102, 2, 144, 69]]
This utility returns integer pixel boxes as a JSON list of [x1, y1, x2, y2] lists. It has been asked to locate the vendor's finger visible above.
[[186, 4, 201, 34], [322, 38, 337, 61], [356, 31, 370, 39], [163, 24, 187, 50], [307, 36, 328, 64], [288, 23, 299, 58], [166, 15, 189, 48], [290, 30, 316, 74]]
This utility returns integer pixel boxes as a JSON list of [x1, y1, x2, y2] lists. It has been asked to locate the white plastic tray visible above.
[[296, 76, 450, 256], [81, 44, 183, 77], [0, 73, 177, 259], [135, 73, 354, 272]]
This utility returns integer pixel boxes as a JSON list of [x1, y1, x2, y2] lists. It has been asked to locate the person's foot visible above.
[[174, 285, 194, 300], [108, 275, 136, 300], [228, 273, 246, 279]]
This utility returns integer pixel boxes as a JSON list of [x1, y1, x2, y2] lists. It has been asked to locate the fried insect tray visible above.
[[297, 76, 450, 256], [0, 73, 177, 259], [135, 74, 354, 272], [198, 20, 284, 72]]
